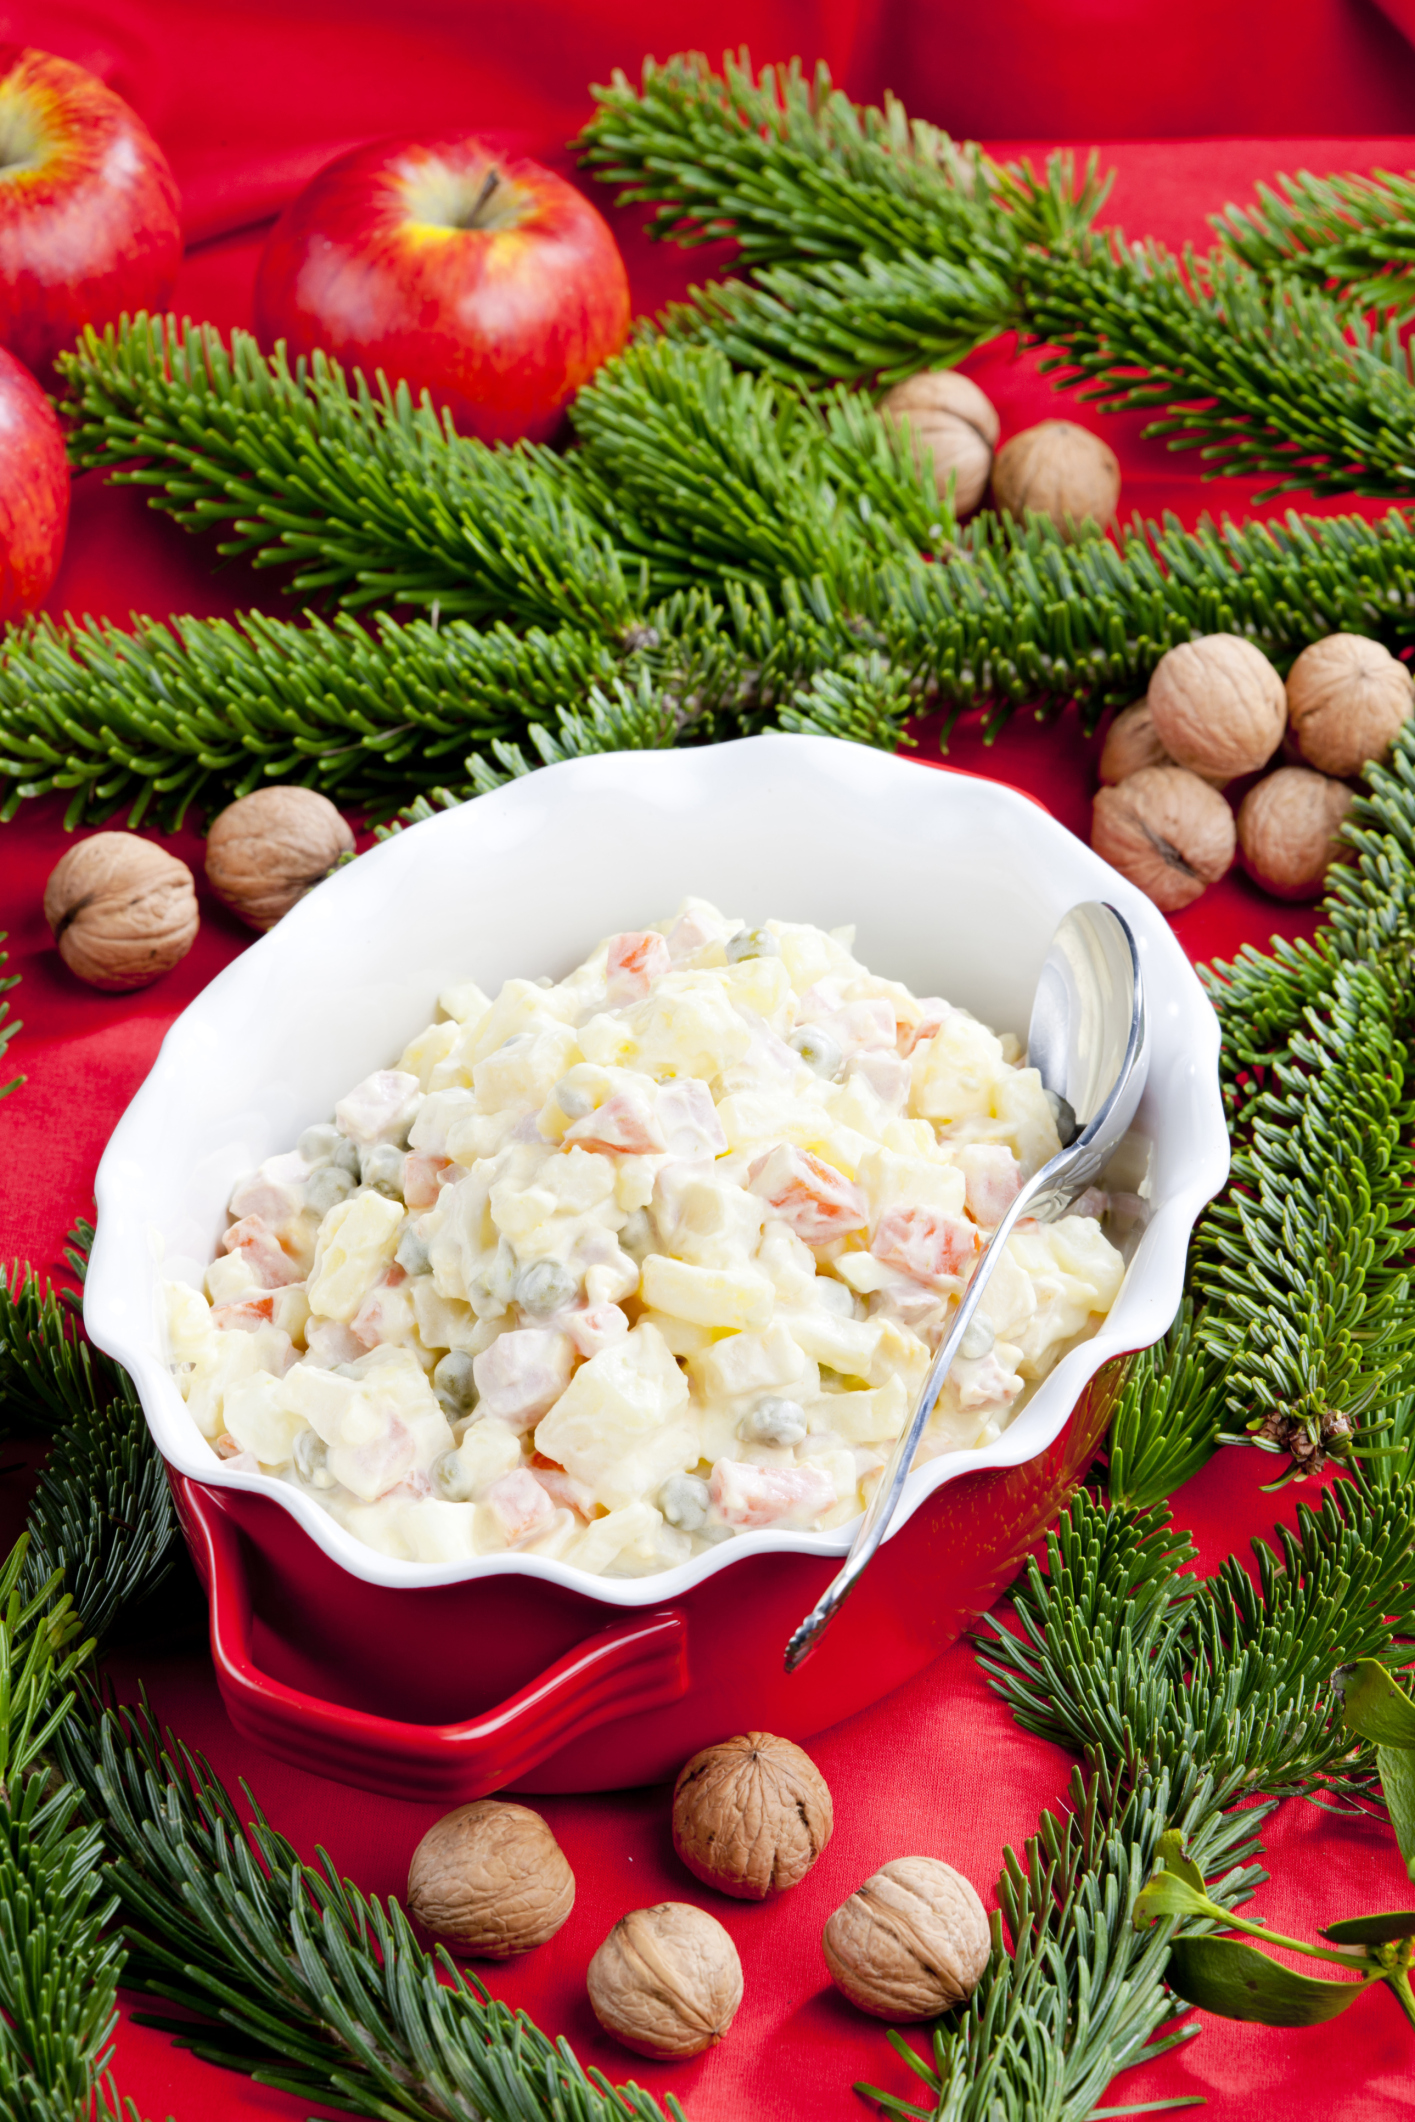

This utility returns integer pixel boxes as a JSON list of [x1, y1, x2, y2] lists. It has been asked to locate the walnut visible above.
[[1098, 699, 1172, 785], [672, 1730, 833, 1900], [822, 1856, 990, 2021], [879, 370, 1000, 517], [1146, 635, 1286, 781], [1285, 633, 1414, 777], [990, 420, 1120, 535], [1237, 766, 1353, 901], [43, 833, 198, 991], [406, 1799, 574, 1957], [1091, 765, 1236, 911], [205, 786, 355, 930], [587, 1902, 743, 2058]]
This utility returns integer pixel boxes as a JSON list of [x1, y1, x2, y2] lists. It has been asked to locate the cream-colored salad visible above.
[[163, 901, 1125, 1577]]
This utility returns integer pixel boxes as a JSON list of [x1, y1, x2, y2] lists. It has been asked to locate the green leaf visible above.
[[1322, 1910, 1415, 1945], [1133, 1869, 1214, 1929], [1341, 1659, 1415, 1747], [1156, 1828, 1207, 1894], [1165, 1937, 1370, 2026], [1378, 1742, 1415, 1880]]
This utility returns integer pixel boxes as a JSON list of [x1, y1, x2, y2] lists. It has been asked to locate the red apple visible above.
[[254, 137, 631, 446], [0, 341, 67, 618], [0, 48, 181, 384]]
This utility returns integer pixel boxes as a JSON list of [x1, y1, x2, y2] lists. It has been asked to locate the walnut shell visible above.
[[822, 1856, 990, 2021], [1147, 635, 1286, 781], [1237, 766, 1353, 901], [1098, 699, 1172, 785], [990, 420, 1120, 535], [406, 1799, 574, 1957], [879, 370, 1000, 517], [43, 833, 198, 991], [587, 1902, 743, 2058], [205, 785, 355, 930], [672, 1730, 833, 1900], [1091, 765, 1237, 912], [1285, 633, 1414, 778]]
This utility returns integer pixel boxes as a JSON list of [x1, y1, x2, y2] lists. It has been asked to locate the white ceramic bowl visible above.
[[86, 734, 1228, 1607]]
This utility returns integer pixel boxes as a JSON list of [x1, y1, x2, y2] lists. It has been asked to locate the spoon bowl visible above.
[[784, 900, 1148, 1673]]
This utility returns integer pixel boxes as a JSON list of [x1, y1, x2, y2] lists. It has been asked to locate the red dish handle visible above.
[[173, 1474, 690, 1803]]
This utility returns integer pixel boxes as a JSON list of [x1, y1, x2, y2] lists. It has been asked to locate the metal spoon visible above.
[[784, 901, 1148, 1674]]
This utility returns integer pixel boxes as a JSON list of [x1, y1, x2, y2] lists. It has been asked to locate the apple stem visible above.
[[465, 169, 501, 228]]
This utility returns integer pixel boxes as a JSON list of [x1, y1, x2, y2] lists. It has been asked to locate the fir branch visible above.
[[462, 665, 684, 795], [980, 1485, 1415, 1809], [58, 318, 638, 631], [0, 1538, 119, 2122], [1021, 242, 1415, 499], [53, 1698, 684, 2122], [580, 51, 1018, 268], [1197, 958, 1415, 1448], [1214, 167, 1415, 319], [1104, 1308, 1225, 1511], [863, 1762, 1262, 2122], [0, 934, 19, 1099], [9, 502, 1415, 829]]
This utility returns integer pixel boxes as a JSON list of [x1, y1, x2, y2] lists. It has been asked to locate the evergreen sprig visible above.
[[10, 499, 1415, 827], [584, 58, 1415, 498], [1215, 167, 1415, 318], [0, 934, 19, 1099]]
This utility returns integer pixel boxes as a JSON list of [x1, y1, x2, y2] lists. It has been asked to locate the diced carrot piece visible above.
[[219, 1214, 303, 1288], [564, 1088, 667, 1157], [747, 1144, 868, 1246], [870, 1205, 981, 1286], [709, 1459, 837, 1528], [606, 930, 672, 1003], [403, 1153, 450, 1208]]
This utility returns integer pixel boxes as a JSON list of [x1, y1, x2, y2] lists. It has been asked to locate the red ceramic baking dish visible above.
[[86, 737, 1227, 1798]]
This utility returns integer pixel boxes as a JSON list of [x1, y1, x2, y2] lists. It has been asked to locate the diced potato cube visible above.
[[467, 979, 578, 1066], [444, 1417, 522, 1497], [534, 1322, 697, 1509], [398, 1018, 459, 1090], [410, 1278, 493, 1354], [165, 1280, 217, 1365], [566, 1501, 664, 1576], [473, 1328, 575, 1430], [653, 1165, 764, 1267], [222, 1371, 309, 1466], [640, 1254, 774, 1332], [307, 1191, 404, 1321], [812, 1374, 908, 1444], [473, 1023, 579, 1113], [393, 1497, 480, 1564], [910, 1013, 1007, 1124], [438, 979, 492, 1027], [205, 1250, 263, 1306], [857, 1146, 966, 1225], [637, 1311, 719, 1357], [690, 1322, 808, 1403], [780, 1307, 882, 1380], [335, 1069, 422, 1145], [185, 1323, 291, 1442], [543, 1147, 617, 1214]]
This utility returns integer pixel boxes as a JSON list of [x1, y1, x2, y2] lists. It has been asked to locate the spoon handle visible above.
[[783, 1170, 1045, 1674]]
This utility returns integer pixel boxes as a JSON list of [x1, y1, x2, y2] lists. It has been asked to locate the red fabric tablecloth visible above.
[[3, 8, 1415, 2118]]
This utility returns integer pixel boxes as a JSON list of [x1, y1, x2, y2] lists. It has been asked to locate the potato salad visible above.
[[164, 901, 1125, 1577]]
